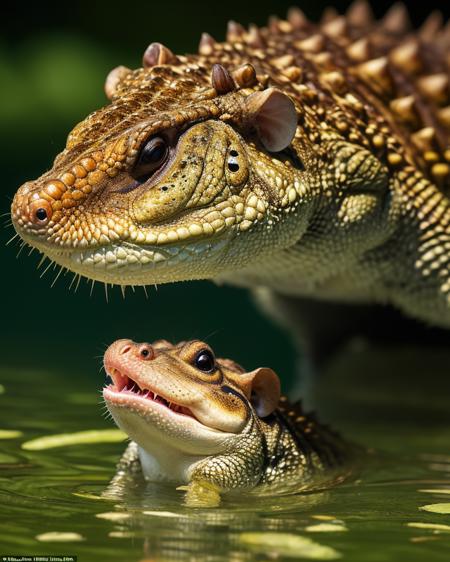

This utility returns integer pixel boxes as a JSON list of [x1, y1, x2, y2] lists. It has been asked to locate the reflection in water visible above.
[[0, 345, 449, 561]]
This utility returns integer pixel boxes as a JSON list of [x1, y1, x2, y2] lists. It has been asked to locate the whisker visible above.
[[37, 254, 47, 270], [27, 246, 36, 256], [104, 283, 109, 303], [74, 274, 82, 293], [142, 285, 149, 299], [5, 233, 19, 246], [40, 260, 54, 278], [16, 241, 26, 258], [154, 284, 158, 291], [203, 329, 220, 343], [69, 273, 79, 291], [90, 279, 96, 297], [50, 266, 64, 288], [120, 285, 126, 299]]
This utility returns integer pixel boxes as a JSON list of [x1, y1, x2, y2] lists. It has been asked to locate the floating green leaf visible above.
[[238, 532, 341, 559], [95, 511, 131, 522], [306, 523, 348, 533], [419, 503, 450, 514], [419, 489, 450, 495], [36, 532, 85, 542], [143, 511, 187, 518], [0, 429, 23, 439], [72, 491, 109, 501], [22, 429, 126, 450], [109, 531, 136, 539], [407, 522, 450, 533]]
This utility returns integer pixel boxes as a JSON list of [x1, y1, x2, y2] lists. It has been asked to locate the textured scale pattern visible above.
[[10, 1, 450, 328], [102, 339, 350, 505]]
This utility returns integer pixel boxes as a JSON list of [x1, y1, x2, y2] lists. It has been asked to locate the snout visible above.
[[11, 182, 53, 233], [104, 339, 155, 372]]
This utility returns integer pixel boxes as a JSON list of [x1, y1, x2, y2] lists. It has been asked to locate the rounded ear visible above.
[[244, 88, 298, 152], [242, 367, 281, 418]]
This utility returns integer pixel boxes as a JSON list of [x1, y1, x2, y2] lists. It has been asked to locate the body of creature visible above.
[[103, 338, 350, 506], [11, 2, 450, 332]]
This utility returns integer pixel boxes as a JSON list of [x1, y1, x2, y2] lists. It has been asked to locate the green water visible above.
[[0, 345, 449, 562]]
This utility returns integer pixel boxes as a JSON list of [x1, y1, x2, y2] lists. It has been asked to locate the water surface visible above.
[[0, 344, 449, 561]]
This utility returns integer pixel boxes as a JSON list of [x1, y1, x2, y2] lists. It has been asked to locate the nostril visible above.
[[120, 345, 132, 355], [138, 344, 154, 360]]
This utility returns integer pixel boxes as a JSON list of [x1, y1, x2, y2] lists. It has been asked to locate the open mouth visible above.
[[105, 367, 196, 419]]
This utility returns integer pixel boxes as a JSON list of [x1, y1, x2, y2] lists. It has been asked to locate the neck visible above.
[[138, 443, 206, 483]]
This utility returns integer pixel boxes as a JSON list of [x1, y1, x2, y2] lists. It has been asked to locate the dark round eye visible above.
[[138, 343, 153, 360], [35, 208, 48, 221], [194, 349, 216, 373], [29, 199, 52, 226], [133, 136, 169, 181]]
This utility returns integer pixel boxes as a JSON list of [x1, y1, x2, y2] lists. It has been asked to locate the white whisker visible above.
[[37, 254, 47, 270], [40, 260, 54, 278], [50, 266, 64, 288], [69, 273, 78, 291], [5, 233, 19, 246], [15, 241, 26, 257], [90, 279, 96, 297]]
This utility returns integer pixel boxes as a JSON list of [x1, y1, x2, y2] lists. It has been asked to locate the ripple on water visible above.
[[0, 348, 449, 561]]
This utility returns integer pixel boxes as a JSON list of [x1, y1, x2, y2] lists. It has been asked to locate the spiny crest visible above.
[[95, 0, 448, 189]]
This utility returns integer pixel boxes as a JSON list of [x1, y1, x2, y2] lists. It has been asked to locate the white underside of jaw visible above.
[[75, 240, 228, 270], [25, 238, 232, 285], [104, 387, 233, 455]]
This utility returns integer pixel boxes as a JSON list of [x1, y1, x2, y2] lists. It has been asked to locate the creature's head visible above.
[[11, 41, 311, 286], [13, 5, 429, 289], [103, 338, 280, 458]]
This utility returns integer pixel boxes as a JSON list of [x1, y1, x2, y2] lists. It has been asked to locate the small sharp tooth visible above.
[[154, 394, 158, 401]]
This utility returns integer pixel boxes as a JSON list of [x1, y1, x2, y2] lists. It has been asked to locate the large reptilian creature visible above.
[[103, 337, 350, 506], [10, 2, 450, 335]]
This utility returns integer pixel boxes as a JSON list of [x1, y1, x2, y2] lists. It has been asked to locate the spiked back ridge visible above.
[[71, 1, 450, 194]]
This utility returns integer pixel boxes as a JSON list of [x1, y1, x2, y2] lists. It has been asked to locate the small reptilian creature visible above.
[[102, 338, 350, 506], [10, 2, 450, 335]]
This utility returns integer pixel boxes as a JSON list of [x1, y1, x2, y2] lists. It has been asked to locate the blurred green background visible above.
[[0, 0, 447, 386]]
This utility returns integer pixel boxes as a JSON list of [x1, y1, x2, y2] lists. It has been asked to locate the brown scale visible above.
[[55, 0, 449, 206], [276, 396, 347, 469]]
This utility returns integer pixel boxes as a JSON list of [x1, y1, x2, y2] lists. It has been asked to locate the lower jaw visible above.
[[105, 398, 228, 457], [16, 235, 231, 286]]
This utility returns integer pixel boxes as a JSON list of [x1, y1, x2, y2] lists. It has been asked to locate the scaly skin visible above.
[[102, 338, 349, 506], [11, 2, 450, 326]]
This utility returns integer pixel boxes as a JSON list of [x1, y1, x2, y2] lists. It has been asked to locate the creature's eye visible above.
[[133, 136, 169, 181], [194, 349, 216, 373]]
